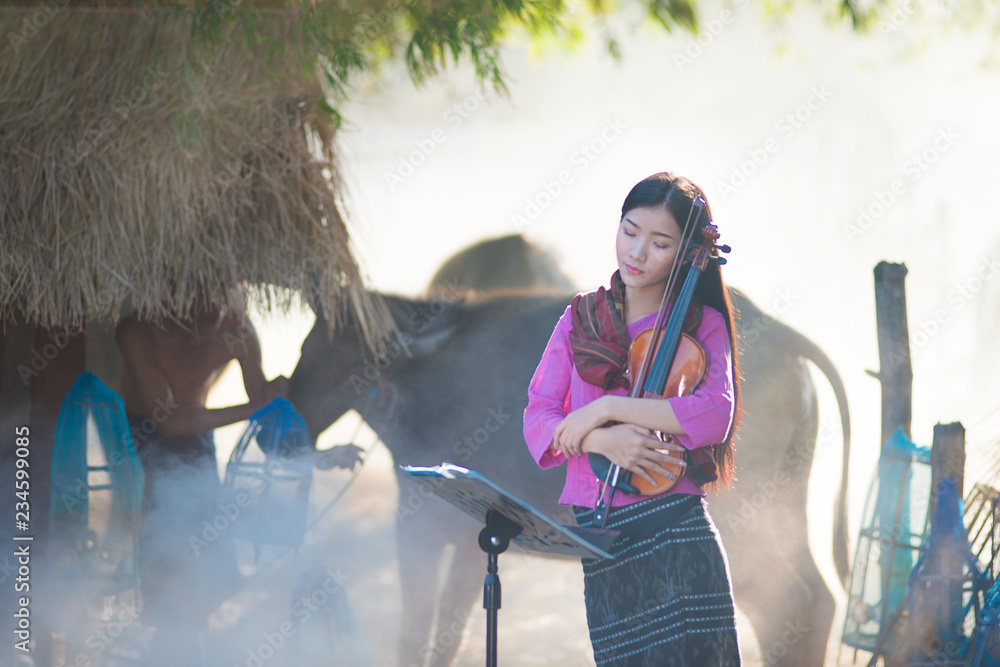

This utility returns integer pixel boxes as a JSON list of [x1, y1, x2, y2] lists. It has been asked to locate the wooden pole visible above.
[[85, 321, 122, 393], [871, 261, 913, 447], [866, 262, 914, 667], [930, 422, 966, 516]]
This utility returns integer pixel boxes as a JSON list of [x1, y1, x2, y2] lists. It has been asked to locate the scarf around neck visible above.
[[569, 271, 701, 391]]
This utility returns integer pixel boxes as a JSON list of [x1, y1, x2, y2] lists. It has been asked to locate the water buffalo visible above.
[[289, 236, 851, 667]]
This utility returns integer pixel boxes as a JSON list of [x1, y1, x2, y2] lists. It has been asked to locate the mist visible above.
[[199, 6, 1000, 667]]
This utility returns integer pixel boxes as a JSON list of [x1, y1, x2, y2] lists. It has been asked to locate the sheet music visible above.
[[401, 462, 618, 560]]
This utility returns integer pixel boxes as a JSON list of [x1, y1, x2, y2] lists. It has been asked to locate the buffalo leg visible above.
[[731, 498, 835, 666], [396, 477, 451, 667], [395, 476, 482, 667], [423, 534, 483, 667]]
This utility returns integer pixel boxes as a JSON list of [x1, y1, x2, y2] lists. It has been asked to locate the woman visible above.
[[523, 172, 742, 666]]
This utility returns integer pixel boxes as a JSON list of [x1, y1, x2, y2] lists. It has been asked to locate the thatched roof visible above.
[[0, 4, 393, 349]]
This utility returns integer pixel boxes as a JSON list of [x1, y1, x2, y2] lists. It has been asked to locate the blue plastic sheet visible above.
[[842, 428, 932, 653], [969, 577, 1000, 666], [223, 398, 314, 548], [906, 478, 989, 665], [49, 371, 144, 597]]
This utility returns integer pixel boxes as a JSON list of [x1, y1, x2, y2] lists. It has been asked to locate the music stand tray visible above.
[[400, 462, 619, 666]]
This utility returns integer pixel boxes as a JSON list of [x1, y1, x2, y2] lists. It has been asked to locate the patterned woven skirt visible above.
[[574, 494, 741, 666]]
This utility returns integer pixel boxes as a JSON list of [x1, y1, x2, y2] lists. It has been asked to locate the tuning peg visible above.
[[718, 244, 731, 253]]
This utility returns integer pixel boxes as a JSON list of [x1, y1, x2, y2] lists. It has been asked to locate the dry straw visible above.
[[0, 3, 395, 351]]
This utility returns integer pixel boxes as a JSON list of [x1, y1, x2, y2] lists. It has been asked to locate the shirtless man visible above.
[[117, 301, 288, 443], [116, 297, 288, 654]]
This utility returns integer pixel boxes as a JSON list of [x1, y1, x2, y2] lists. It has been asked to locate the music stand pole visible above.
[[399, 463, 619, 667], [478, 509, 522, 667]]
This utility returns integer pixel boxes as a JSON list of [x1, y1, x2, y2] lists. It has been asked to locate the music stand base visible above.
[[399, 464, 620, 665], [478, 510, 522, 667]]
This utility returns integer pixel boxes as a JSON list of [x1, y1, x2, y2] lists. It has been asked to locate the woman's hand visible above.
[[553, 397, 612, 457], [584, 423, 687, 487]]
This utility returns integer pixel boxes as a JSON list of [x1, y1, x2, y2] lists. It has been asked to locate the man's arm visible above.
[[229, 316, 289, 406], [222, 314, 367, 470]]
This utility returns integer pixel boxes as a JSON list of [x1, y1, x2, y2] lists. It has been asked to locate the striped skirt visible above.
[[574, 494, 741, 666]]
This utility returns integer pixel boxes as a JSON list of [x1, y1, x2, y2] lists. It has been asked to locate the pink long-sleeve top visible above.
[[523, 300, 735, 507]]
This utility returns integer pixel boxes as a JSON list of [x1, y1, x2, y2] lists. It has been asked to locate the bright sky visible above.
[[210, 6, 1000, 660], [321, 3, 1000, 489]]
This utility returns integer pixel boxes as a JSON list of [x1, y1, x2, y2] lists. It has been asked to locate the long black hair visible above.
[[621, 172, 741, 489]]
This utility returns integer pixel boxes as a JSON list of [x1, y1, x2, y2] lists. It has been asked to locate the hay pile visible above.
[[0, 3, 393, 349]]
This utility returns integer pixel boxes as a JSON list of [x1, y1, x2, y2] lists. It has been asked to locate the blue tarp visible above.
[[906, 478, 990, 665], [969, 577, 1000, 666], [223, 397, 314, 548], [49, 371, 144, 597], [843, 428, 933, 653]]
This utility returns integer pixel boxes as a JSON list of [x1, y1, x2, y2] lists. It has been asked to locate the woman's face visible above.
[[616, 205, 683, 295]]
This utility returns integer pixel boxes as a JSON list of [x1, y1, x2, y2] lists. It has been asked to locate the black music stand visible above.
[[400, 463, 619, 667]]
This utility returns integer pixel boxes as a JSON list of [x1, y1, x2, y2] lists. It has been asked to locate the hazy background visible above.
[[207, 5, 1000, 665]]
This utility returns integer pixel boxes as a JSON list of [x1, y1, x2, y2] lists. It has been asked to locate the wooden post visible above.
[[871, 262, 913, 447], [32, 326, 87, 667], [930, 422, 966, 516], [85, 321, 122, 393], [28, 325, 87, 538]]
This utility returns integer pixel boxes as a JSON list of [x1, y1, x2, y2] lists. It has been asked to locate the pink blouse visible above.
[[523, 300, 735, 507]]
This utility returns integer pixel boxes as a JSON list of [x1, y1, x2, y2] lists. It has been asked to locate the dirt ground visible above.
[[200, 439, 871, 667]]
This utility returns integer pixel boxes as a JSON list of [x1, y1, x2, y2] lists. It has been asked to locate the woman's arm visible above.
[[523, 307, 575, 468], [577, 422, 687, 487], [554, 394, 683, 456], [554, 307, 735, 455]]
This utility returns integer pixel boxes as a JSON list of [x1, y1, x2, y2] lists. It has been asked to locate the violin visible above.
[[589, 199, 729, 525], [619, 327, 708, 493]]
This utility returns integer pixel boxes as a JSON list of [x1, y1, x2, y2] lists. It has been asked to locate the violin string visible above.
[[656, 199, 702, 328], [650, 200, 702, 341], [598, 198, 705, 505], [632, 198, 705, 395]]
